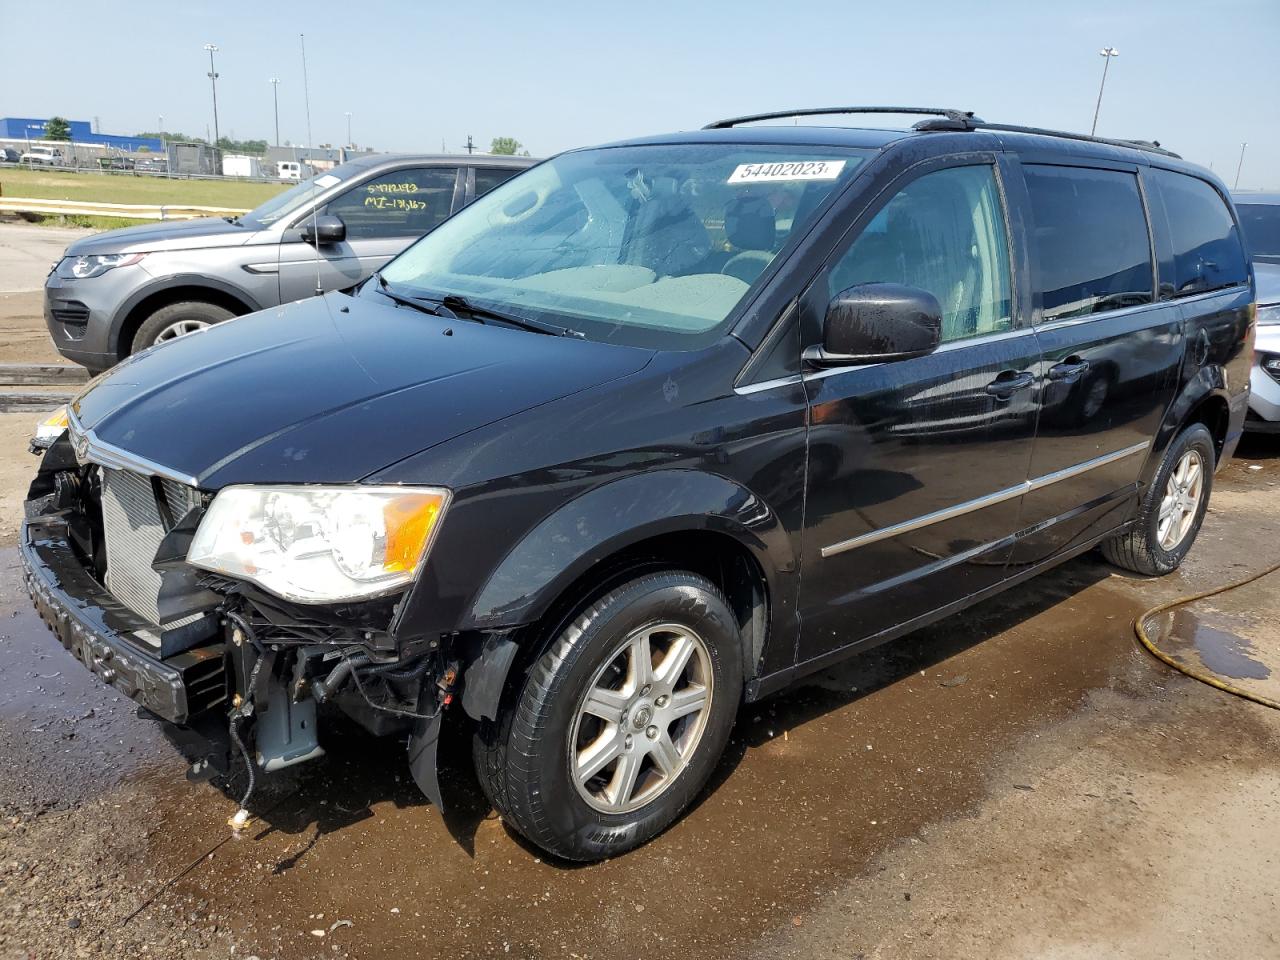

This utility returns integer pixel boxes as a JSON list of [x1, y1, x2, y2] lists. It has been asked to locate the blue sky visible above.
[[2, 0, 1276, 187]]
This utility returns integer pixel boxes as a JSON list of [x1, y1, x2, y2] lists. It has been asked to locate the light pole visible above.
[[1090, 46, 1119, 137], [269, 77, 281, 147], [1234, 142, 1248, 189], [204, 43, 221, 148], [345, 111, 352, 148]]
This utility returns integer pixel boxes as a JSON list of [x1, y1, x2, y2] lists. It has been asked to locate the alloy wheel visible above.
[[1157, 448, 1205, 550], [568, 622, 714, 814], [154, 319, 211, 343]]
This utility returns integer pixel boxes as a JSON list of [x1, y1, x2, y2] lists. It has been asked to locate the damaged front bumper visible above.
[[19, 456, 468, 809], [22, 516, 225, 725]]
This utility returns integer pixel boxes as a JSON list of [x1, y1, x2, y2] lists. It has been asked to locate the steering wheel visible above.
[[721, 250, 774, 285]]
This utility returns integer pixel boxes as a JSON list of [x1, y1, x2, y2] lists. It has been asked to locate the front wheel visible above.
[[131, 301, 234, 355], [474, 571, 742, 861], [1101, 423, 1215, 576]]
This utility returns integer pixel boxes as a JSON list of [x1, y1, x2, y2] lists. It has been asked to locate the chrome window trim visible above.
[[820, 440, 1150, 559], [796, 327, 1039, 385], [66, 409, 200, 488]]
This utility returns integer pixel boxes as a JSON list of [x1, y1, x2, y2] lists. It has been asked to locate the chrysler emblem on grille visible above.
[[71, 427, 90, 464]]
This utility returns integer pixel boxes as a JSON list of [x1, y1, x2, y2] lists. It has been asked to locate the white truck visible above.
[[20, 145, 65, 166]]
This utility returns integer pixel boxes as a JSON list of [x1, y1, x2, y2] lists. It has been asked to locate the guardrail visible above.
[[0, 196, 250, 221]]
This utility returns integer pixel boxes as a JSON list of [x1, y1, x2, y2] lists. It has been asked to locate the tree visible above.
[[490, 136, 523, 156], [45, 117, 71, 141]]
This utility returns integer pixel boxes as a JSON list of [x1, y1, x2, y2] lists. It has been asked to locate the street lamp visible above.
[[345, 111, 352, 148], [1091, 46, 1119, 137], [269, 77, 281, 147], [204, 43, 221, 148]]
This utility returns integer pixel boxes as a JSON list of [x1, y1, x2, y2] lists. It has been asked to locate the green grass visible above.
[[0, 167, 289, 212]]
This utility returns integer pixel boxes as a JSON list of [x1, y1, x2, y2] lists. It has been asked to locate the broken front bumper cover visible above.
[[20, 517, 225, 725]]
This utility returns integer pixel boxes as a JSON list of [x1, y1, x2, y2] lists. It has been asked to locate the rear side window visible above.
[[1236, 203, 1280, 259], [1151, 169, 1248, 295], [474, 167, 522, 198], [1023, 165, 1154, 322]]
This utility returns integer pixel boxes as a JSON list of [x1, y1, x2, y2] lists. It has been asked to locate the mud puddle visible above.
[[1141, 594, 1280, 711]]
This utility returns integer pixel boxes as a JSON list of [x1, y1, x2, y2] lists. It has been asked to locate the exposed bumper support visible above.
[[20, 518, 225, 724]]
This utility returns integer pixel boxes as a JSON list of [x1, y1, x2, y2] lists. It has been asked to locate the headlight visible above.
[[187, 485, 450, 603], [31, 406, 69, 450], [63, 252, 145, 279], [1258, 303, 1280, 326]]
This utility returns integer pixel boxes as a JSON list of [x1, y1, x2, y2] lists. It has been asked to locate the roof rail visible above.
[[965, 121, 1182, 159], [703, 106, 982, 130]]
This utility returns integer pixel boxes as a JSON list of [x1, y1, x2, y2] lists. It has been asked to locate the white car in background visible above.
[[1234, 192, 1280, 432]]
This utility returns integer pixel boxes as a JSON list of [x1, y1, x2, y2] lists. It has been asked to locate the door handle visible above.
[[1048, 357, 1092, 383], [985, 370, 1035, 400]]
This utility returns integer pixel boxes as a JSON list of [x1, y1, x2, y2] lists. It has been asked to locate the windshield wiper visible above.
[[435, 294, 584, 338], [373, 273, 456, 319]]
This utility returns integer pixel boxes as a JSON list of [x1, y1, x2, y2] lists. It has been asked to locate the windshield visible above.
[[242, 164, 358, 226], [1237, 203, 1280, 259], [378, 143, 870, 348]]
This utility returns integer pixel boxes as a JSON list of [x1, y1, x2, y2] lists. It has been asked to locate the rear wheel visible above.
[[1101, 423, 1215, 576], [130, 301, 233, 354], [474, 571, 742, 861]]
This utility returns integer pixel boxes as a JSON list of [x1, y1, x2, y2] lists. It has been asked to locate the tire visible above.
[[130, 301, 234, 355], [474, 571, 743, 861], [1101, 423, 1215, 576]]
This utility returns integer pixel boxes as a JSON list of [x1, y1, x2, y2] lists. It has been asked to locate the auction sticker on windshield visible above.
[[728, 160, 846, 184]]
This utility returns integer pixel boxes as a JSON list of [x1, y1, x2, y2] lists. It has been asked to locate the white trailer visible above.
[[222, 155, 263, 178]]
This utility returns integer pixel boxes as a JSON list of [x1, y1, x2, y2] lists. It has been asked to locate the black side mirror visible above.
[[301, 214, 346, 245], [805, 283, 943, 366]]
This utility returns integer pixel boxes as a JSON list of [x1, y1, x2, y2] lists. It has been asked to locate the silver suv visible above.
[[44, 153, 535, 372], [1233, 192, 1280, 431]]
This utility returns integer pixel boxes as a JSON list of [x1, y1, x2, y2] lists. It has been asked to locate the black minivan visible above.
[[22, 108, 1255, 861]]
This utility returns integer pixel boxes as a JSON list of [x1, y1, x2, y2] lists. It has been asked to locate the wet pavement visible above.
[[2, 441, 1279, 959]]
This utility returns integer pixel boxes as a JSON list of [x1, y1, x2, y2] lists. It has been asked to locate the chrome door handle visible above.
[[1048, 358, 1091, 383], [985, 371, 1035, 400]]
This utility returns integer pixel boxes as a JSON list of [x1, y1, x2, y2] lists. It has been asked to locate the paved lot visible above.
[[0, 223, 1278, 959], [0, 222, 85, 293]]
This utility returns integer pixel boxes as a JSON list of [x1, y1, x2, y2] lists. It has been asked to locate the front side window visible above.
[[378, 144, 870, 349], [1236, 202, 1280, 260], [326, 167, 458, 240], [827, 164, 1012, 343], [1024, 165, 1154, 322], [1150, 169, 1247, 296]]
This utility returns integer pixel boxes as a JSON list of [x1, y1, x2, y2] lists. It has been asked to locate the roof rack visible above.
[[963, 121, 1181, 159], [703, 106, 982, 130], [702, 106, 1181, 160]]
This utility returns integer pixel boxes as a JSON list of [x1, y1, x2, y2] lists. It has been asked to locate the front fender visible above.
[[107, 274, 263, 354], [460, 469, 794, 632]]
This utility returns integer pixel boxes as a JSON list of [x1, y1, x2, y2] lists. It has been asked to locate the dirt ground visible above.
[[1, 227, 1279, 959]]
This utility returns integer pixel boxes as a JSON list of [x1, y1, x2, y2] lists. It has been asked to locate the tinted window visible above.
[[1024, 166, 1153, 322], [1235, 203, 1280, 259], [326, 167, 458, 240], [1151, 169, 1248, 294], [828, 164, 1012, 343], [474, 167, 522, 198]]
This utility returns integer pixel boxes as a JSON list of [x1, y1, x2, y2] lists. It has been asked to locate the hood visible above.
[[65, 217, 259, 256], [70, 292, 655, 488], [1255, 260, 1280, 307]]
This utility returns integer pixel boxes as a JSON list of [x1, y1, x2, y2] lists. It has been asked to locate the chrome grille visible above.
[[101, 468, 201, 636]]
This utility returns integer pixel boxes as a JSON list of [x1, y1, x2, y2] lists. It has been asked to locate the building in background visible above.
[[0, 118, 162, 153]]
